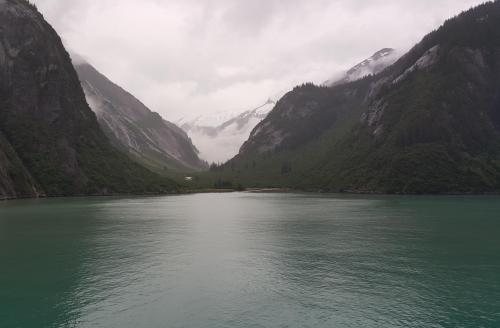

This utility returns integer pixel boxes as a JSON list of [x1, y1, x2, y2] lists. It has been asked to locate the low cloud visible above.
[[34, 0, 486, 121]]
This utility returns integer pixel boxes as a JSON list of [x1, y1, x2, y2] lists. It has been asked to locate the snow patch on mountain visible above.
[[325, 48, 401, 86], [180, 99, 275, 163]]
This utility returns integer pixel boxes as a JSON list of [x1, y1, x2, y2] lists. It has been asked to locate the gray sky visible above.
[[34, 0, 486, 122]]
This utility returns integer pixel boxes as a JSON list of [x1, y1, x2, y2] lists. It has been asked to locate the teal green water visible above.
[[0, 193, 499, 328]]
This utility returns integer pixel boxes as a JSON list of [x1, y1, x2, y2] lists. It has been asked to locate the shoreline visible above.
[[3, 187, 500, 202]]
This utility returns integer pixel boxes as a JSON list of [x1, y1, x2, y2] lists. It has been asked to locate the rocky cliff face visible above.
[[75, 62, 207, 172], [0, 0, 175, 199], [227, 1, 500, 193]]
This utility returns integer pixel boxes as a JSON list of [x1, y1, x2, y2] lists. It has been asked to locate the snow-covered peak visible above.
[[178, 110, 239, 128], [325, 48, 400, 86], [178, 99, 275, 129], [179, 99, 276, 163]]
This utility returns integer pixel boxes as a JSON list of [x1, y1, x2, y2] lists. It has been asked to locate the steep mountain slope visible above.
[[0, 0, 176, 199], [221, 1, 500, 194], [75, 62, 207, 173], [180, 99, 275, 163], [324, 48, 400, 86]]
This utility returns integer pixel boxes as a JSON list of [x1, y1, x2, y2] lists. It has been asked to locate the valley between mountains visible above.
[[1, 0, 500, 198]]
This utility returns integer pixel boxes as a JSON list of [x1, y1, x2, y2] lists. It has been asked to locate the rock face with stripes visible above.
[[75, 62, 207, 173]]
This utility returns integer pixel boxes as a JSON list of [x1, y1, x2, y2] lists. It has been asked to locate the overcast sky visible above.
[[33, 0, 486, 122]]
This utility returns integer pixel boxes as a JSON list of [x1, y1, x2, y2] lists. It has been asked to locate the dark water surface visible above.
[[0, 193, 499, 327]]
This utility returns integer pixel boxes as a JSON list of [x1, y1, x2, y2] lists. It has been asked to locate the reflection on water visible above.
[[0, 194, 499, 327]]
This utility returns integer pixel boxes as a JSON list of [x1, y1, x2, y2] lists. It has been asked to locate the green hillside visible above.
[[209, 1, 500, 194]]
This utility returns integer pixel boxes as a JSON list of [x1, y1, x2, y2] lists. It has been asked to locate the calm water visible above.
[[0, 193, 499, 328]]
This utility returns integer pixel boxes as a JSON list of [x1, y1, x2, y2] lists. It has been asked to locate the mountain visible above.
[[181, 48, 398, 164], [217, 1, 500, 194], [324, 48, 400, 86], [0, 0, 176, 199], [74, 62, 207, 173], [180, 99, 275, 163], [182, 48, 398, 164]]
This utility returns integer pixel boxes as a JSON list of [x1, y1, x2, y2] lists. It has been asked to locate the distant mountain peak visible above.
[[179, 99, 276, 163], [346, 48, 395, 73], [372, 47, 395, 58], [325, 48, 400, 86]]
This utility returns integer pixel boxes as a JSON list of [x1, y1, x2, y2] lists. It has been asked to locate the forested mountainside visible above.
[[216, 1, 500, 194], [0, 0, 176, 199], [75, 62, 207, 173], [183, 47, 398, 164]]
